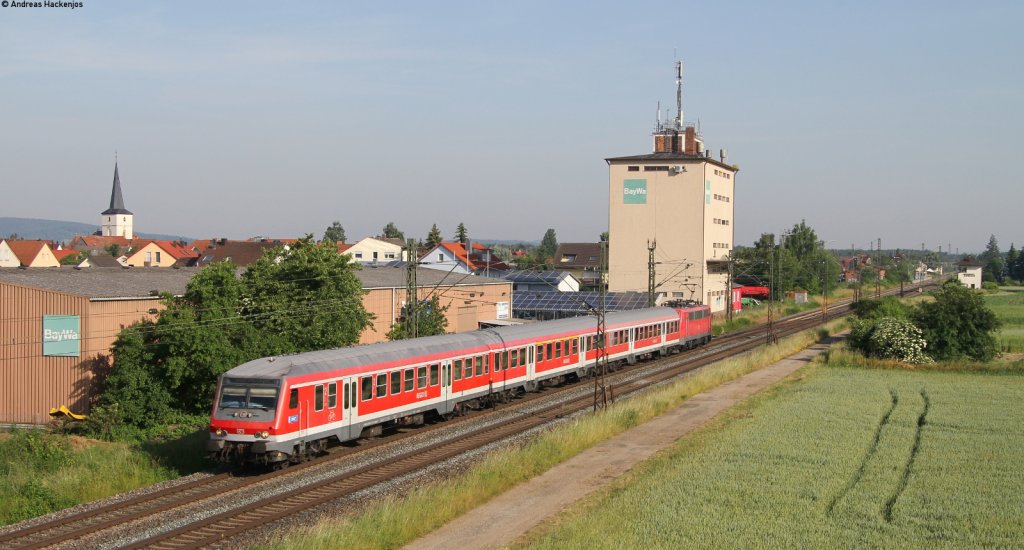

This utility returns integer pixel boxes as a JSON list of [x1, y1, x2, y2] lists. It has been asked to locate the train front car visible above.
[[208, 376, 290, 465]]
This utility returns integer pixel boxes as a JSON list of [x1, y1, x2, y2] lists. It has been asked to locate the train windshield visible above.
[[218, 379, 280, 411]]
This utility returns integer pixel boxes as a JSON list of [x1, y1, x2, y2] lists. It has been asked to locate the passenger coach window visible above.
[[454, 360, 462, 381], [391, 371, 401, 394], [571, 339, 578, 355], [546, 343, 553, 360], [328, 382, 337, 408], [537, 345, 545, 362], [404, 369, 414, 391], [315, 385, 324, 411], [417, 366, 427, 388], [464, 360, 473, 379], [289, 388, 298, 409], [376, 374, 387, 398], [555, 342, 562, 358], [430, 364, 439, 386], [361, 377, 373, 401]]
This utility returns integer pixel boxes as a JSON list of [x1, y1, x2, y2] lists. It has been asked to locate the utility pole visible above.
[[405, 239, 418, 338], [594, 240, 610, 411], [726, 255, 734, 324], [647, 239, 657, 308], [766, 235, 776, 345]]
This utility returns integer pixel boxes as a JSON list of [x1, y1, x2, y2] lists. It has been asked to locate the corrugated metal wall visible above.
[[0, 281, 163, 425]]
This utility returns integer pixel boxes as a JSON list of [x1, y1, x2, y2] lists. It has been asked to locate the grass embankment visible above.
[[0, 425, 210, 526], [986, 288, 1024, 353], [270, 320, 847, 550], [520, 354, 1024, 548]]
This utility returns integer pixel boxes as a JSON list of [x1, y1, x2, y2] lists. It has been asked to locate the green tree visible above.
[[104, 244, 121, 257], [387, 296, 449, 340], [538, 228, 558, 264], [913, 281, 1001, 362], [243, 236, 372, 352], [783, 220, 818, 262], [980, 234, 1004, 283], [1006, 244, 1019, 282], [426, 224, 443, 248], [59, 251, 86, 265], [600, 231, 609, 242], [382, 222, 405, 241], [100, 237, 373, 429], [454, 223, 468, 245], [322, 221, 346, 244]]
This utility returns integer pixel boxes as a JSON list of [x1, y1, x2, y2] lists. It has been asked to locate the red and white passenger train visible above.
[[208, 304, 712, 465]]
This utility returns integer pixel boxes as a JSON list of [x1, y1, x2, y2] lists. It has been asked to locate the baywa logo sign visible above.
[[623, 179, 647, 204], [42, 315, 80, 357]]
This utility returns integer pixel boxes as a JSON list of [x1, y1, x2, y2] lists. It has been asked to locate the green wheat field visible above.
[[522, 363, 1024, 548]]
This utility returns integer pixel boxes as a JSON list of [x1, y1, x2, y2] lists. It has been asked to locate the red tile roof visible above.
[[434, 242, 509, 272], [131, 240, 200, 261], [52, 249, 79, 262], [6, 240, 52, 265], [69, 235, 131, 249], [337, 242, 354, 254]]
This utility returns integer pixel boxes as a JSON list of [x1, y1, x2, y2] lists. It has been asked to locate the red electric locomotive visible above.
[[208, 305, 711, 465]]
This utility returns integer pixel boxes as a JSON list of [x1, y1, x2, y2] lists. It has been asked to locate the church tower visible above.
[[100, 162, 134, 239]]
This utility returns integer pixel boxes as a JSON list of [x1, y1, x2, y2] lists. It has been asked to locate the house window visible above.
[[561, 254, 576, 263], [438, 253, 444, 262], [628, 166, 640, 171], [373, 251, 379, 260], [155, 251, 161, 263], [354, 252, 363, 259], [145, 252, 152, 263]]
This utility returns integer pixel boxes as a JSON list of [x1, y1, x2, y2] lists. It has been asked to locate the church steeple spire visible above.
[[100, 160, 134, 239], [102, 162, 132, 215]]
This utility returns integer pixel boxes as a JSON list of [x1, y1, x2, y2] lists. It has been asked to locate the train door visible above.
[[441, 360, 453, 414], [340, 377, 356, 440]]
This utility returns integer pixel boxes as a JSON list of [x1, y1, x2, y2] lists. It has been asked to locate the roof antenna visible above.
[[656, 100, 661, 131], [675, 59, 683, 130]]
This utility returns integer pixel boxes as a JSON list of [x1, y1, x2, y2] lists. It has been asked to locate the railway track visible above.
[[0, 282, 934, 549]]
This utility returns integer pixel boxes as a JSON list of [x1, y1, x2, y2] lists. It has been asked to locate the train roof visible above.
[[224, 306, 690, 380]]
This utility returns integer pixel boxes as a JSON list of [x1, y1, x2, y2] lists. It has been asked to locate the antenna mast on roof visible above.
[[675, 59, 683, 130], [656, 100, 661, 131]]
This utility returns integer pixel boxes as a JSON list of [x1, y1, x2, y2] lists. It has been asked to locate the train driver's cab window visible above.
[[289, 388, 298, 409], [361, 376, 373, 401]]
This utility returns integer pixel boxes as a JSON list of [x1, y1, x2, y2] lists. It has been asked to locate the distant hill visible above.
[[0, 217, 192, 244]]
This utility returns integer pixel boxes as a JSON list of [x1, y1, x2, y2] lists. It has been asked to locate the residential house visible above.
[[500, 270, 580, 293], [553, 243, 604, 290], [124, 240, 199, 268], [419, 242, 509, 275], [190, 239, 283, 268], [3, 240, 60, 267], [957, 256, 983, 289], [342, 237, 407, 264]]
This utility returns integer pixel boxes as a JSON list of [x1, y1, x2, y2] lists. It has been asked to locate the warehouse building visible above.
[[0, 266, 511, 425]]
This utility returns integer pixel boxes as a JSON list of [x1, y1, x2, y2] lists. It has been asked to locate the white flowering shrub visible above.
[[867, 317, 932, 364]]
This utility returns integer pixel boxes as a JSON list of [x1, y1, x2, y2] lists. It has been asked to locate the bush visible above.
[[982, 281, 999, 292], [914, 283, 1001, 362], [867, 318, 932, 364]]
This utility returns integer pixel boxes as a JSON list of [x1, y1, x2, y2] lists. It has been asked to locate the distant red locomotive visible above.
[[208, 305, 712, 465]]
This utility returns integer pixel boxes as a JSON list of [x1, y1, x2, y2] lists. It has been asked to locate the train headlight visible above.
[[215, 428, 226, 437], [261, 431, 270, 439]]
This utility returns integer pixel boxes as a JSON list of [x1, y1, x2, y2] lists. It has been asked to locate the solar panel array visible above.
[[512, 291, 649, 314], [501, 270, 566, 284]]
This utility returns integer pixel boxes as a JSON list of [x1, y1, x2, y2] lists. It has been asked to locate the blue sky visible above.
[[1, 0, 1020, 253]]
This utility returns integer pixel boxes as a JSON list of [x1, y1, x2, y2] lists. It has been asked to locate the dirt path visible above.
[[404, 337, 840, 550]]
